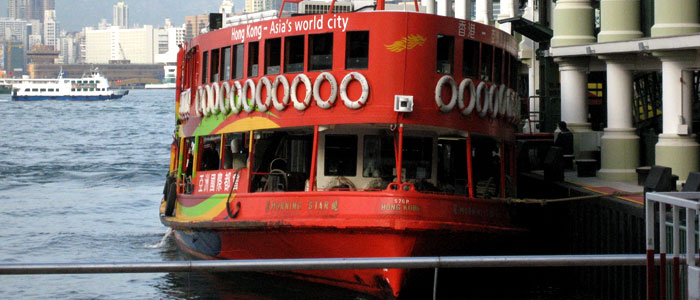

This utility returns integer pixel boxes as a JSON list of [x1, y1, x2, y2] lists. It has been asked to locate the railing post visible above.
[[673, 206, 680, 300], [646, 197, 656, 300], [660, 203, 667, 300]]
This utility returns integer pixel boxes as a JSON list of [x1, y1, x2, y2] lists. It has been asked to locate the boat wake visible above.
[[144, 228, 173, 249]]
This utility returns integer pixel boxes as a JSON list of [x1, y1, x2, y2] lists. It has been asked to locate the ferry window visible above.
[[437, 137, 468, 195], [308, 33, 333, 71], [202, 51, 209, 84], [285, 35, 304, 73], [220, 46, 231, 81], [265, 38, 281, 75], [233, 44, 244, 79], [481, 44, 493, 81], [210, 48, 220, 82], [222, 133, 247, 170], [363, 135, 395, 179], [71, 88, 75, 91], [324, 135, 357, 177], [494, 48, 503, 84], [402, 137, 432, 181], [471, 135, 501, 198], [248, 41, 259, 77], [249, 130, 313, 192], [182, 137, 195, 194], [199, 135, 221, 171], [436, 35, 454, 74], [346, 31, 369, 69], [462, 39, 479, 77], [40, 88, 46, 92], [510, 55, 518, 88]]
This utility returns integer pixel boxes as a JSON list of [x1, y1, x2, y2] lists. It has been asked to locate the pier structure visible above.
[[548, 0, 700, 183]]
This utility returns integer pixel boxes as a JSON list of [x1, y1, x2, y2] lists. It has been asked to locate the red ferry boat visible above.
[[161, 2, 522, 298]]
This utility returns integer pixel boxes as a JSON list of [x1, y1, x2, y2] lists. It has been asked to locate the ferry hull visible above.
[[171, 225, 518, 298], [11, 93, 127, 101]]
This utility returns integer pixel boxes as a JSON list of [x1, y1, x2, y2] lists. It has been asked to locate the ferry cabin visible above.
[[173, 11, 520, 198], [12, 75, 116, 100]]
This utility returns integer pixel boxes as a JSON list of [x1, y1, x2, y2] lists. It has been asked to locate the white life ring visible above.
[[179, 89, 190, 118], [313, 72, 338, 109], [457, 79, 476, 116], [435, 75, 457, 112], [340, 72, 369, 110], [203, 84, 214, 117], [219, 81, 231, 114], [488, 84, 498, 118], [231, 81, 242, 114], [272, 75, 289, 111], [496, 84, 507, 117], [255, 77, 272, 112], [210, 82, 221, 115], [291, 74, 312, 111], [183, 89, 192, 118], [475, 81, 489, 118], [195, 86, 205, 117], [241, 79, 256, 113], [514, 90, 521, 124]]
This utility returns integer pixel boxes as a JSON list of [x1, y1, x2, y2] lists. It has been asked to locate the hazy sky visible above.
[[0, 0, 246, 32]]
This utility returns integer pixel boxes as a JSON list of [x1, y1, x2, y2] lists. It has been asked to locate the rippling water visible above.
[[0, 90, 376, 300]]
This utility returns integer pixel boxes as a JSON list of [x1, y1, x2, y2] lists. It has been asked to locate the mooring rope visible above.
[[493, 191, 644, 205]]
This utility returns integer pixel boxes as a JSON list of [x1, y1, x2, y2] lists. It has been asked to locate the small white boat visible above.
[[11, 69, 128, 101]]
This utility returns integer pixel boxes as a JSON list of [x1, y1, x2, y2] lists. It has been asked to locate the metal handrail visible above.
[[0, 254, 663, 275]]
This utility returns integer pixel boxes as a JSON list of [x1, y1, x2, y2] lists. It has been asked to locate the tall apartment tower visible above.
[[245, 0, 273, 13], [43, 9, 57, 49], [8, 0, 26, 19], [220, 0, 234, 16], [9, 0, 53, 21], [113, 2, 129, 28]]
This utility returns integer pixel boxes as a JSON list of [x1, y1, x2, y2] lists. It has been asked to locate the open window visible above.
[[324, 134, 357, 177], [250, 128, 314, 192], [285, 35, 304, 73], [220, 46, 231, 81], [346, 31, 369, 69], [494, 48, 503, 84], [437, 137, 468, 195], [436, 35, 454, 74], [198, 135, 221, 172], [463, 39, 479, 78], [470, 135, 501, 198], [265, 38, 281, 75], [248, 41, 259, 77], [210, 48, 220, 82], [233, 44, 244, 79], [222, 132, 248, 170], [309, 33, 333, 71], [181, 137, 196, 194], [201, 51, 209, 84], [480, 44, 493, 81]]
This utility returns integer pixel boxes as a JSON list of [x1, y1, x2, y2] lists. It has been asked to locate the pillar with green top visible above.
[[598, 0, 642, 42], [551, 0, 596, 47], [651, 0, 700, 37]]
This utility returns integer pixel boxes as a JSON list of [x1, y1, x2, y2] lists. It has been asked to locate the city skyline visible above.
[[0, 0, 244, 31]]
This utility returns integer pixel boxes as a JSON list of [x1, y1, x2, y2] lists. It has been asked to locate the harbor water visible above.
[[0, 89, 600, 299]]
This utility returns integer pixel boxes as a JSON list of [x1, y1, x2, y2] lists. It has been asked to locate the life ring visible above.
[[231, 81, 242, 114], [340, 72, 369, 110], [179, 89, 190, 118], [219, 81, 231, 114], [488, 85, 498, 118], [507, 89, 516, 119], [203, 84, 214, 117], [210, 82, 221, 115], [313, 72, 338, 109], [241, 79, 256, 113], [255, 77, 272, 112], [195, 86, 205, 117], [434, 75, 457, 112], [291, 74, 312, 111], [496, 84, 507, 117], [272, 75, 290, 111], [475, 81, 489, 118], [457, 79, 476, 116]]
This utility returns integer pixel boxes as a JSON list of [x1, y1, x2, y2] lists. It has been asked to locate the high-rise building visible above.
[[183, 14, 208, 41], [9, 0, 53, 21], [43, 9, 57, 49], [154, 21, 184, 64], [8, 0, 26, 19], [113, 2, 129, 28], [245, 0, 274, 13], [85, 25, 154, 64]]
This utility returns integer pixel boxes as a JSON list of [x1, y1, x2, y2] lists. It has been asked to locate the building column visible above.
[[598, 56, 639, 182], [437, 0, 452, 17], [474, 0, 492, 25], [497, 0, 517, 33], [598, 0, 642, 42], [551, 0, 596, 47], [654, 52, 700, 182], [421, 0, 436, 14], [651, 0, 700, 37], [455, 0, 472, 20], [556, 58, 591, 132]]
